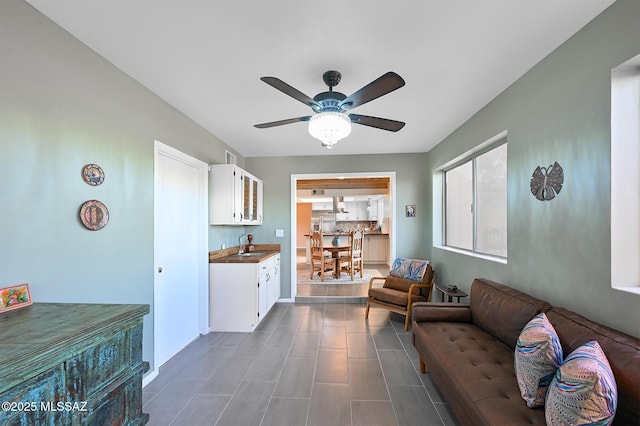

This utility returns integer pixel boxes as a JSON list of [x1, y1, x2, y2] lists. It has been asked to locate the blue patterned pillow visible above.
[[545, 341, 617, 425], [515, 313, 563, 407], [389, 258, 428, 281]]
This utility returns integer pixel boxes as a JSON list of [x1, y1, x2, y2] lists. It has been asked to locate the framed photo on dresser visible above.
[[0, 283, 32, 313]]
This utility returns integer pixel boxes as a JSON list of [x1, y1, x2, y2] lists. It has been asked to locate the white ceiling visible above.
[[25, 0, 614, 158]]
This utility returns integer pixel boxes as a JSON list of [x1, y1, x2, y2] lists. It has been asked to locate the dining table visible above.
[[323, 244, 351, 278]]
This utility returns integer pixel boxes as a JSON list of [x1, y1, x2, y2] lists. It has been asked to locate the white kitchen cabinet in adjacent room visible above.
[[364, 234, 388, 263]]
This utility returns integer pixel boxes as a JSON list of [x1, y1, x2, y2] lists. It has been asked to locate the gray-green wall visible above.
[[0, 0, 242, 371], [426, 0, 639, 337]]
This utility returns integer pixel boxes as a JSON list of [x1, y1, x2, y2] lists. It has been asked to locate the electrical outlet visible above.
[[275, 229, 284, 238]]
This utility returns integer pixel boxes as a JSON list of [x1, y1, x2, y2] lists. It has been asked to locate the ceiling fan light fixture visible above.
[[308, 111, 352, 149]]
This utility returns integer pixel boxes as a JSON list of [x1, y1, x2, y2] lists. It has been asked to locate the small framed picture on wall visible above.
[[406, 205, 416, 217]]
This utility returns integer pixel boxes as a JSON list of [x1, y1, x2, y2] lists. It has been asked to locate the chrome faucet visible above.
[[238, 233, 247, 254]]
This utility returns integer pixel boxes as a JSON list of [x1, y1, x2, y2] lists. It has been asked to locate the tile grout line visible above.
[[370, 311, 402, 426], [303, 303, 325, 426]]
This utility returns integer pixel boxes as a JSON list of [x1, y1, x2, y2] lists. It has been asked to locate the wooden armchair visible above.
[[365, 259, 434, 331]]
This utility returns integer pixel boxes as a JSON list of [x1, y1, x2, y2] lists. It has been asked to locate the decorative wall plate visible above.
[[530, 162, 564, 201], [79, 200, 109, 230], [82, 163, 105, 186]]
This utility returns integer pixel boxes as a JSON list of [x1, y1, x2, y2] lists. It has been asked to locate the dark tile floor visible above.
[[143, 303, 458, 426]]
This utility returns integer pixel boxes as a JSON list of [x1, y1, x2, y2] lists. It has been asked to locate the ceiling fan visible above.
[[254, 71, 406, 149]]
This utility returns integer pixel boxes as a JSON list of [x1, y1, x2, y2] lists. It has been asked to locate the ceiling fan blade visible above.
[[349, 114, 405, 132], [254, 116, 312, 129], [260, 77, 321, 110], [338, 72, 405, 110]]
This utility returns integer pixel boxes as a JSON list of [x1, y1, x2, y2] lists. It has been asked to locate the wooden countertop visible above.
[[209, 243, 280, 263], [211, 250, 279, 264], [304, 233, 388, 237]]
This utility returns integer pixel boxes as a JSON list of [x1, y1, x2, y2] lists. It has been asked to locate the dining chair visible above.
[[310, 231, 336, 281], [338, 230, 364, 280]]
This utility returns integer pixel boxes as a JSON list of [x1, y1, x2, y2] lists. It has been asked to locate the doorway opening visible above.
[[290, 172, 396, 302]]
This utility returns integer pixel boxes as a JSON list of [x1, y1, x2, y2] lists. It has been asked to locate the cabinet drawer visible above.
[[2, 365, 66, 426], [65, 328, 131, 399], [259, 256, 275, 273], [78, 377, 148, 426]]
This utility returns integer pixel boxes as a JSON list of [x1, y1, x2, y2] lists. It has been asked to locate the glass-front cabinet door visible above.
[[242, 173, 251, 222], [239, 171, 263, 224], [254, 178, 263, 224]]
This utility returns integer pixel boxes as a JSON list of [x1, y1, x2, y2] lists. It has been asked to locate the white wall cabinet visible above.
[[376, 199, 384, 223], [338, 201, 369, 220], [366, 199, 384, 222], [311, 202, 332, 211], [209, 164, 263, 225], [335, 212, 348, 221], [357, 202, 369, 220], [210, 253, 280, 332], [367, 201, 378, 220]]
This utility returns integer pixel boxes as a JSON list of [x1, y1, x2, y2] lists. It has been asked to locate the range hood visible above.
[[332, 196, 349, 213]]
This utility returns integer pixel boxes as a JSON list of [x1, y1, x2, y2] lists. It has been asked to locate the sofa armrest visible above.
[[412, 302, 472, 323]]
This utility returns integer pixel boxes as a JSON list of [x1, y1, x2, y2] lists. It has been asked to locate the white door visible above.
[[154, 141, 208, 369]]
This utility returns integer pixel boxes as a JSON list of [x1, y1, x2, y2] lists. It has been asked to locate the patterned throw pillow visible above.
[[515, 313, 563, 407], [389, 258, 428, 281], [545, 341, 617, 426]]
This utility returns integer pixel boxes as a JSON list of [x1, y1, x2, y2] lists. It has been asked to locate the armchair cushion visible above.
[[383, 275, 423, 295], [368, 287, 428, 307]]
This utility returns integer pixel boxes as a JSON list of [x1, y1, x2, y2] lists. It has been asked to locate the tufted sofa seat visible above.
[[412, 278, 640, 426]]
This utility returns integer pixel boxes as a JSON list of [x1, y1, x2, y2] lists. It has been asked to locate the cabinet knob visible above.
[[158, 267, 163, 273]]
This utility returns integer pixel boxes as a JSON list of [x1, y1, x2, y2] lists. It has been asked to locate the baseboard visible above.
[[142, 369, 159, 388]]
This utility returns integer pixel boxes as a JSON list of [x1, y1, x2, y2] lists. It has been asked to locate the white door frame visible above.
[[150, 140, 209, 382], [289, 171, 396, 300]]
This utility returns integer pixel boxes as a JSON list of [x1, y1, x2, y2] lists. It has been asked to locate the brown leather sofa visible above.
[[412, 278, 640, 426]]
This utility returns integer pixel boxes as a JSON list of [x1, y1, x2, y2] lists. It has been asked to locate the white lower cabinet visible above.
[[266, 254, 280, 310], [364, 235, 388, 263], [209, 253, 280, 332]]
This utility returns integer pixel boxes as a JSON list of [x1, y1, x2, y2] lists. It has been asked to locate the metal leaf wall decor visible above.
[[530, 162, 564, 201]]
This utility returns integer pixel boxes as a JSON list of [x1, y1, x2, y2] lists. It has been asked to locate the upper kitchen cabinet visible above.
[[209, 164, 263, 225], [311, 201, 333, 211], [372, 199, 384, 223], [349, 200, 380, 221]]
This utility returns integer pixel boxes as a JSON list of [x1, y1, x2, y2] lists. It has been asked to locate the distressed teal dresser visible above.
[[0, 303, 150, 425]]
